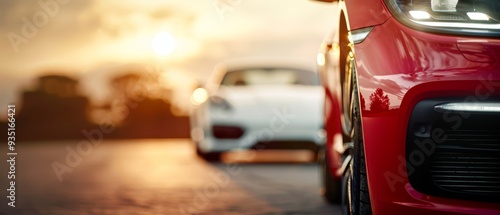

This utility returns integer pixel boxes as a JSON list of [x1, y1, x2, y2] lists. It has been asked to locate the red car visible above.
[[315, 0, 500, 214]]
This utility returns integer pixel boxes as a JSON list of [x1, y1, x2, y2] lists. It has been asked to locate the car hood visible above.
[[213, 85, 324, 129]]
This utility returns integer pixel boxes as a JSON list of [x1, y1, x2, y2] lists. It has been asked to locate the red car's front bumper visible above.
[[356, 17, 500, 214]]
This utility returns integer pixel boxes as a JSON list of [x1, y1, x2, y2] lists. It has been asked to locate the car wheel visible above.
[[313, 147, 322, 163], [341, 159, 351, 214], [320, 148, 341, 204], [344, 53, 372, 215], [196, 145, 222, 162]]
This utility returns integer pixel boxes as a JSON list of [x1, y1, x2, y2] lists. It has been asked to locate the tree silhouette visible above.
[[107, 71, 189, 138], [369, 88, 390, 112], [110, 72, 171, 102], [16, 74, 93, 140]]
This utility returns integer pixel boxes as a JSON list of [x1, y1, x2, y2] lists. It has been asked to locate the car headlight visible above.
[[191, 88, 209, 105], [384, 0, 500, 36]]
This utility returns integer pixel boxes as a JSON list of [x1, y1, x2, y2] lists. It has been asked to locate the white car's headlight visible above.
[[191, 88, 209, 105], [384, 0, 500, 36]]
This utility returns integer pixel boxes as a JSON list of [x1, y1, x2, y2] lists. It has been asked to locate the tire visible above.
[[321, 148, 342, 204], [341, 161, 351, 214], [344, 57, 372, 215], [196, 146, 222, 162], [313, 147, 321, 163]]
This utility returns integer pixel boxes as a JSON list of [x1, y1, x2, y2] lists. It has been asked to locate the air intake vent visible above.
[[407, 98, 500, 202]]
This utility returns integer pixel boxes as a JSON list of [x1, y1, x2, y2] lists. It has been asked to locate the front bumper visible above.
[[201, 125, 325, 153], [356, 17, 500, 214]]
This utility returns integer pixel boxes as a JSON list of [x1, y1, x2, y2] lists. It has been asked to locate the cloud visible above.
[[0, 0, 204, 72]]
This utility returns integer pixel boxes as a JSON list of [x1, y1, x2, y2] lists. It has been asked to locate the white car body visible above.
[[190, 60, 325, 157]]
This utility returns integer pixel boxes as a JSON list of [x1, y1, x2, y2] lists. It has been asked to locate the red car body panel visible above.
[[320, 0, 500, 214], [344, 0, 390, 30]]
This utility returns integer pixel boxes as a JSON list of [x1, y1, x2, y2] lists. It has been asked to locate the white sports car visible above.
[[190, 60, 325, 161]]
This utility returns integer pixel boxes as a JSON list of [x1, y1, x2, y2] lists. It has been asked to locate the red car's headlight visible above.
[[384, 0, 500, 36]]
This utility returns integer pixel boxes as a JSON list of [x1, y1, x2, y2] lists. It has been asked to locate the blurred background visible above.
[[0, 0, 334, 140], [0, 0, 342, 214]]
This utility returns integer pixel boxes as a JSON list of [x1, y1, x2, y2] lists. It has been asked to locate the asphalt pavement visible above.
[[0, 139, 341, 215]]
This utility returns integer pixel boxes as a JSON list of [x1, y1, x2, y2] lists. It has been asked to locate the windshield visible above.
[[220, 68, 319, 86]]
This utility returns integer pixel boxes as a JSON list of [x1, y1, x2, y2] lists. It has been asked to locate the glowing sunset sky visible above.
[[0, 0, 335, 113]]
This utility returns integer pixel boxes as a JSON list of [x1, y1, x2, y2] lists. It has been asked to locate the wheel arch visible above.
[[323, 3, 358, 179]]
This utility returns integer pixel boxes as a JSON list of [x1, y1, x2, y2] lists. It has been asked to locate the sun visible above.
[[152, 32, 176, 56]]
